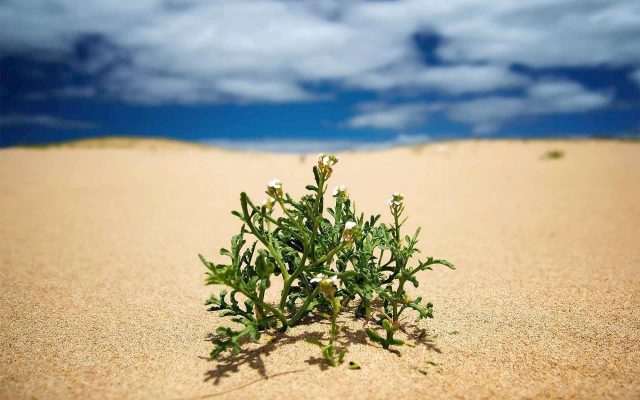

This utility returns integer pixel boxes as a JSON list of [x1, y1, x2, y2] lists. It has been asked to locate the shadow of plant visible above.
[[400, 324, 443, 353], [203, 329, 313, 384], [203, 311, 442, 384]]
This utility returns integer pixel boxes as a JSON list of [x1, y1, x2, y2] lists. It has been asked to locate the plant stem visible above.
[[280, 241, 336, 309], [240, 193, 290, 280], [393, 209, 400, 243], [288, 286, 320, 326], [389, 207, 405, 324], [277, 197, 310, 245], [329, 297, 340, 345], [280, 242, 345, 309], [392, 277, 406, 323], [279, 175, 327, 309], [256, 285, 267, 327], [233, 285, 288, 328]]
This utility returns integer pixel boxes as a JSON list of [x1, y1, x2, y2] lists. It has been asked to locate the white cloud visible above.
[[346, 102, 430, 130], [0, 0, 408, 104], [0, 0, 636, 133], [347, 64, 530, 94], [0, 113, 98, 129], [215, 79, 319, 103], [1, 0, 637, 106], [444, 80, 613, 133], [346, 79, 613, 134], [347, 0, 640, 67]]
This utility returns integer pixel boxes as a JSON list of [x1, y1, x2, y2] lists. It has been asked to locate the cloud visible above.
[[0, 114, 98, 129], [0, 0, 636, 134], [346, 102, 430, 130], [1, 0, 637, 106], [444, 80, 613, 133], [346, 79, 612, 134], [0, 0, 407, 104], [347, 0, 640, 67], [347, 64, 530, 94]]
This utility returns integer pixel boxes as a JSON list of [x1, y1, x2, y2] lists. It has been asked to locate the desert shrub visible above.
[[200, 154, 454, 366], [543, 149, 565, 159]]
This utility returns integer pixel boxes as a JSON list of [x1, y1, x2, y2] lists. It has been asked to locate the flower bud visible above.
[[342, 220, 357, 244], [311, 273, 340, 299], [332, 184, 348, 198], [261, 198, 274, 211], [387, 192, 404, 209], [317, 153, 339, 179], [266, 178, 283, 198]]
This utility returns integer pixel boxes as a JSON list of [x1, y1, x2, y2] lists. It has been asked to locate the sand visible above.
[[1, 140, 638, 399]]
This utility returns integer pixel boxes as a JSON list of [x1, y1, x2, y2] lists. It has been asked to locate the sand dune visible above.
[[1, 140, 639, 399]]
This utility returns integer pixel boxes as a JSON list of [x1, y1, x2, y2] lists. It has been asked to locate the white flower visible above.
[[311, 273, 341, 298], [317, 154, 338, 177], [387, 192, 404, 207], [266, 178, 283, 197], [310, 273, 325, 284], [310, 273, 340, 286], [342, 220, 357, 244], [267, 179, 282, 189], [318, 153, 337, 166], [332, 184, 347, 197]]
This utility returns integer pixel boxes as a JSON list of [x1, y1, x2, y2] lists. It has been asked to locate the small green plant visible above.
[[543, 149, 565, 159], [200, 154, 454, 367], [305, 273, 346, 366]]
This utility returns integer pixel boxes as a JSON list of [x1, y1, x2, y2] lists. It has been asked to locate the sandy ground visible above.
[[1, 140, 639, 399]]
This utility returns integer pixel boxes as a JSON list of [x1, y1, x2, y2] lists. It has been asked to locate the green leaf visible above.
[[211, 346, 225, 359], [348, 361, 361, 370], [255, 254, 275, 279], [312, 166, 320, 185], [382, 319, 394, 334], [405, 298, 434, 321], [366, 328, 384, 346], [338, 348, 347, 364]]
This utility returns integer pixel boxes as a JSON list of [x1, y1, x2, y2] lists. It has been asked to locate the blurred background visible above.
[[1, 0, 639, 151]]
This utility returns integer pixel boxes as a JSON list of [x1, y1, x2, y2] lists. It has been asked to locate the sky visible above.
[[1, 0, 639, 150]]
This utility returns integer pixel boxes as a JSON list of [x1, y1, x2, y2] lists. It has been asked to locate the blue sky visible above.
[[1, 0, 639, 150]]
